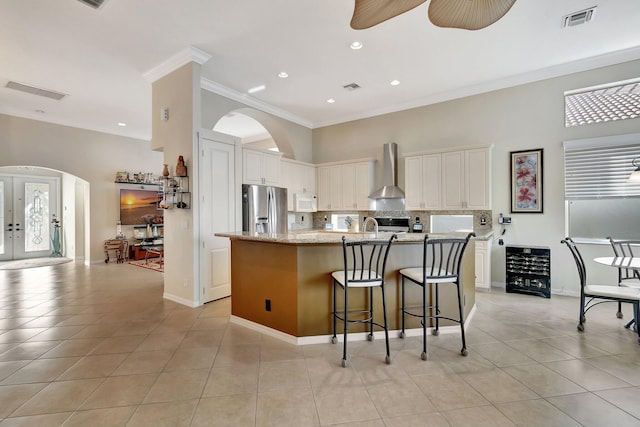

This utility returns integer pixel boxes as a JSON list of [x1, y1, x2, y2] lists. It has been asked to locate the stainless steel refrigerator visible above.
[[242, 184, 288, 234]]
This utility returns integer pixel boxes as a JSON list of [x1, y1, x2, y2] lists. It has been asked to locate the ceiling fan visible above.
[[350, 0, 517, 31]]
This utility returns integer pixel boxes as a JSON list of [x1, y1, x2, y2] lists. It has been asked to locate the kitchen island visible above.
[[215, 230, 484, 343]]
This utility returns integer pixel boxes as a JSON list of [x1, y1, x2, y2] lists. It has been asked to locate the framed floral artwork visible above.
[[511, 148, 543, 213]]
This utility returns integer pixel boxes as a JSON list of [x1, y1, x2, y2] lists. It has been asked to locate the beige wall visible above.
[[0, 114, 163, 263], [313, 59, 640, 295]]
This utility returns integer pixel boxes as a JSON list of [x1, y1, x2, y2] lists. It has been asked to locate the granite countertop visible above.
[[215, 229, 494, 245]]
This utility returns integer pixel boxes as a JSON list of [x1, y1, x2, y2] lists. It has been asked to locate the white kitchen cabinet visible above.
[[242, 148, 281, 186], [404, 154, 441, 210], [475, 238, 492, 290], [406, 146, 491, 210], [281, 159, 316, 211], [316, 160, 374, 211]]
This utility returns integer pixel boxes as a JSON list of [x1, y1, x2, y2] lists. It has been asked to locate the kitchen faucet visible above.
[[362, 217, 379, 238]]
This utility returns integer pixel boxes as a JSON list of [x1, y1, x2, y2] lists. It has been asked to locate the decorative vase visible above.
[[176, 155, 187, 177], [162, 164, 170, 177]]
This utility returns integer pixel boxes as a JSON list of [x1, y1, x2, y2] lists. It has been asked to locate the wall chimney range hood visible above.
[[369, 143, 405, 199]]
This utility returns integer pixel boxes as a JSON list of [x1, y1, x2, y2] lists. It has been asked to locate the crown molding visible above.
[[143, 46, 212, 83], [200, 77, 313, 129]]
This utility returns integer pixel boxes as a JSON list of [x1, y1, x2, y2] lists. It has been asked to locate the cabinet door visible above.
[[280, 160, 295, 211], [442, 151, 465, 209], [474, 240, 491, 290], [243, 149, 263, 185], [301, 164, 316, 195], [465, 148, 491, 210], [342, 163, 357, 210], [423, 154, 442, 209], [262, 153, 281, 186], [404, 156, 425, 210], [355, 162, 372, 210], [329, 165, 343, 210], [316, 166, 331, 210]]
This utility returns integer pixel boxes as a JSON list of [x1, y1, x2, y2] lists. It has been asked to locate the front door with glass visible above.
[[0, 176, 59, 261]]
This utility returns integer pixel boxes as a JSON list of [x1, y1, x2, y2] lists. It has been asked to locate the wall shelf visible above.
[[159, 176, 190, 209]]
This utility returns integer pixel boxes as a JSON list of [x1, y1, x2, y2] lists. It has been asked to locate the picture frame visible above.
[[510, 148, 543, 213], [115, 171, 129, 183]]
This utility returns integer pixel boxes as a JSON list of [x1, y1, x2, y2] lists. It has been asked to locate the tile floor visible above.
[[2, 262, 640, 426]]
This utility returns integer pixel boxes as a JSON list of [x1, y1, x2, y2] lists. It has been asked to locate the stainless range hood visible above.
[[369, 142, 405, 199]]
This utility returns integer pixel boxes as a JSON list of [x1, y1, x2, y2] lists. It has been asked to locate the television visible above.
[[119, 189, 163, 225]]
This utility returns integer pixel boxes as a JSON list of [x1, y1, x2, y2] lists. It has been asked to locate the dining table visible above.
[[594, 257, 640, 270]]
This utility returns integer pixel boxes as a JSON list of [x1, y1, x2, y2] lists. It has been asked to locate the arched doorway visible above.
[[0, 166, 90, 264]]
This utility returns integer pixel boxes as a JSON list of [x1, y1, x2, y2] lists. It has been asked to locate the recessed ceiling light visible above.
[[390, 80, 400, 86], [117, 122, 127, 127], [248, 84, 266, 94], [327, 98, 336, 103], [278, 72, 288, 78], [350, 41, 363, 50]]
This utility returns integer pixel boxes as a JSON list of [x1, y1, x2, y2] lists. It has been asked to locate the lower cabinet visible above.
[[475, 238, 492, 290]]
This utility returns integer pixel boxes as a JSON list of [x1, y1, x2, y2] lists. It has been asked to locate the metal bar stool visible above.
[[608, 237, 640, 328], [331, 234, 396, 368], [399, 232, 474, 360]]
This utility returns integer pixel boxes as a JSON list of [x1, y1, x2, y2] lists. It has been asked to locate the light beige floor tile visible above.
[[40, 338, 103, 358], [314, 385, 380, 426], [178, 330, 224, 349], [163, 347, 216, 371], [60, 406, 135, 427], [20, 316, 71, 329], [70, 323, 123, 339], [13, 378, 103, 416], [126, 400, 198, 427], [191, 394, 256, 427], [442, 405, 516, 427], [212, 343, 262, 366], [502, 363, 585, 397], [0, 361, 29, 382], [583, 354, 640, 386], [469, 342, 536, 367], [27, 326, 85, 341], [366, 378, 436, 418], [504, 339, 575, 363], [135, 331, 185, 352], [595, 387, 640, 419], [382, 412, 451, 427], [112, 321, 159, 336], [190, 317, 229, 331], [546, 392, 640, 427], [0, 341, 61, 362], [412, 373, 489, 411], [256, 387, 319, 427], [88, 335, 145, 355], [142, 368, 208, 403], [0, 383, 47, 418], [0, 412, 72, 426], [496, 398, 582, 427], [1, 357, 80, 385], [541, 336, 611, 359], [258, 359, 310, 392], [110, 350, 173, 375], [57, 353, 128, 380], [305, 356, 363, 389], [544, 358, 632, 391], [459, 368, 540, 403], [81, 373, 157, 409], [0, 328, 48, 344], [202, 362, 259, 397]]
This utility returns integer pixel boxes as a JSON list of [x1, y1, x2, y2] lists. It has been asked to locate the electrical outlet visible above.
[[265, 299, 271, 312]]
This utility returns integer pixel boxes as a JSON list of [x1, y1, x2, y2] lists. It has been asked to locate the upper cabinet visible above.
[[281, 159, 317, 211], [242, 148, 281, 186], [405, 146, 492, 210], [316, 160, 374, 211]]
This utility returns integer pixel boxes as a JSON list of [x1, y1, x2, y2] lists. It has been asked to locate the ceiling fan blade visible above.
[[351, 0, 427, 30], [428, 0, 516, 30]]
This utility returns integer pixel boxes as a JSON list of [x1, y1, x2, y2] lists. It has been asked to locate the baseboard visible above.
[[163, 293, 199, 308], [230, 303, 478, 346]]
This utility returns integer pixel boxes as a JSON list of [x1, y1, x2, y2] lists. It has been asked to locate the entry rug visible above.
[[128, 259, 164, 273], [0, 257, 72, 270]]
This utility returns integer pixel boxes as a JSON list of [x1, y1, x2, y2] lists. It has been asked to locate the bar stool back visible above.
[[331, 234, 397, 368], [399, 232, 475, 360]]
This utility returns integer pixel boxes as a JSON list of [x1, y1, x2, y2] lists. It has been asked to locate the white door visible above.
[[0, 175, 59, 261], [200, 132, 237, 303]]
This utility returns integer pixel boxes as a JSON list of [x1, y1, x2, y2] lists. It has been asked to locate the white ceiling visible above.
[[1, 0, 639, 142]]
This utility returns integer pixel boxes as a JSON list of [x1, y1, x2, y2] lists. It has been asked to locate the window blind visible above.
[[564, 142, 640, 199]]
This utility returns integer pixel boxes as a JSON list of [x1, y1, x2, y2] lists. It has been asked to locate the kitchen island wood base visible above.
[[229, 237, 475, 338]]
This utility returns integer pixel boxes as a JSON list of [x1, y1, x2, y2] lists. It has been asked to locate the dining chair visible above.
[[331, 234, 397, 367], [398, 232, 475, 360], [607, 237, 640, 328], [561, 237, 640, 344]]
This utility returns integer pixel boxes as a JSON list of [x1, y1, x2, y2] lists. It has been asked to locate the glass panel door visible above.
[[0, 177, 12, 260]]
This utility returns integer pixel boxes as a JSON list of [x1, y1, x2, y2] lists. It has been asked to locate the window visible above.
[[565, 77, 640, 127], [564, 133, 640, 240]]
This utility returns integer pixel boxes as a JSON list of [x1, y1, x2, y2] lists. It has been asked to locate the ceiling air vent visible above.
[[76, 0, 108, 9], [343, 83, 361, 91], [562, 7, 596, 28], [5, 81, 68, 101]]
